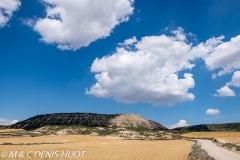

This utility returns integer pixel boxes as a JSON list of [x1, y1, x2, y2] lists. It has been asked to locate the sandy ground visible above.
[[196, 139, 240, 160], [0, 135, 193, 160]]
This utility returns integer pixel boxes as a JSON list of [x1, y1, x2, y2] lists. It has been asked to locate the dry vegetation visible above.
[[0, 129, 23, 133], [188, 141, 214, 160], [0, 134, 193, 160], [182, 132, 240, 144]]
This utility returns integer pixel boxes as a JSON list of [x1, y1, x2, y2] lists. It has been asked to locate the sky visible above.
[[0, 0, 240, 128]]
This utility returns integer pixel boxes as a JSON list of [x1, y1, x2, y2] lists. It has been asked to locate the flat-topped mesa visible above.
[[173, 123, 240, 132], [10, 113, 168, 131], [10, 113, 119, 130]]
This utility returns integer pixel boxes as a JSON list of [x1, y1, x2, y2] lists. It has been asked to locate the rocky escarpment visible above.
[[10, 113, 119, 130], [173, 123, 240, 132], [10, 113, 168, 131]]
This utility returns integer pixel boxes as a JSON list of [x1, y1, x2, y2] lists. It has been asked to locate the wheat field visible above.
[[0, 135, 193, 160], [0, 129, 23, 133], [182, 132, 240, 144]]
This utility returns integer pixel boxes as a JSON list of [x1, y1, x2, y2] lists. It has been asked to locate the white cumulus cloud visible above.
[[118, 36, 137, 46], [214, 86, 235, 97], [214, 71, 240, 97], [32, 0, 134, 50], [203, 35, 240, 97], [204, 35, 240, 77], [227, 71, 240, 87], [0, 0, 21, 28], [169, 120, 189, 129], [206, 108, 220, 115], [86, 28, 222, 105], [0, 118, 18, 126], [10, 119, 18, 125]]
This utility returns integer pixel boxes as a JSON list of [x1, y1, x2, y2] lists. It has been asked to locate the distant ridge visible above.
[[173, 122, 240, 132], [10, 113, 168, 131], [0, 125, 6, 129]]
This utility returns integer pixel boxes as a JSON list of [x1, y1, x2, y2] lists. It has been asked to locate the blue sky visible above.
[[0, 0, 240, 128]]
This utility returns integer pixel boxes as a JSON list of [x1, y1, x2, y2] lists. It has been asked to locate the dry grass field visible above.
[[0, 129, 23, 133], [182, 132, 240, 144], [0, 134, 193, 160]]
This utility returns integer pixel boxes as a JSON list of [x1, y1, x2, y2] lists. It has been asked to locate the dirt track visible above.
[[196, 139, 240, 160]]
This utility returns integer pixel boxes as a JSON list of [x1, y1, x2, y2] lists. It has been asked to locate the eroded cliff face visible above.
[[109, 114, 167, 130], [10, 113, 119, 130], [10, 113, 168, 131]]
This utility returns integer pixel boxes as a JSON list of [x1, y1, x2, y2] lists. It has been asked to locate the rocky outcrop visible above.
[[173, 123, 240, 132], [10, 113, 119, 130], [109, 114, 167, 130], [10, 113, 168, 131]]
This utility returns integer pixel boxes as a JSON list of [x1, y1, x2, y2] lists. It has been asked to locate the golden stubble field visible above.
[[182, 132, 240, 144], [0, 134, 193, 160], [0, 129, 23, 133]]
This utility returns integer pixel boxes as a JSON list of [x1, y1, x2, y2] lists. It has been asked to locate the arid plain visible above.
[[0, 132, 193, 160], [182, 132, 240, 144]]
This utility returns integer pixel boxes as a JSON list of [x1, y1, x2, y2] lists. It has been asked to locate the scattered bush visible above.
[[222, 143, 235, 149], [2, 142, 13, 145], [222, 143, 240, 151], [236, 146, 240, 151], [188, 142, 215, 160], [97, 128, 117, 136], [30, 134, 40, 137]]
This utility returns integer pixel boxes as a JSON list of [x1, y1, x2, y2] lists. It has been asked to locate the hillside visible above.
[[173, 123, 240, 132], [109, 114, 167, 130], [10, 113, 168, 131], [0, 125, 6, 129]]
